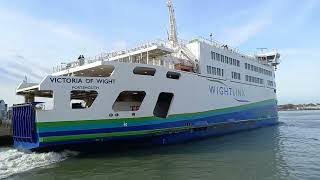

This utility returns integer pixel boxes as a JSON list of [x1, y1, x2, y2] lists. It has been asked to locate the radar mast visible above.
[[167, 0, 178, 47]]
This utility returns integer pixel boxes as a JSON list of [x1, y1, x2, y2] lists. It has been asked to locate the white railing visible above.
[[195, 37, 257, 60], [194, 37, 271, 66], [53, 39, 172, 73]]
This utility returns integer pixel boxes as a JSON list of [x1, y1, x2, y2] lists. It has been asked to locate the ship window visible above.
[[167, 71, 181, 80], [34, 91, 54, 110], [211, 51, 215, 60], [70, 90, 98, 109], [232, 72, 241, 80], [207, 66, 212, 74], [212, 67, 216, 75], [153, 92, 174, 118], [133, 67, 156, 76], [112, 91, 146, 112], [217, 68, 221, 76]]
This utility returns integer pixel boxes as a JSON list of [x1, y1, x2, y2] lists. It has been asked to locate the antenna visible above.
[[24, 76, 28, 83], [167, 0, 178, 46], [257, 48, 268, 52]]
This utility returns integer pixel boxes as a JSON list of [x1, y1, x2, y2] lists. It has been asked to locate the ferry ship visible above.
[[12, 0, 280, 150]]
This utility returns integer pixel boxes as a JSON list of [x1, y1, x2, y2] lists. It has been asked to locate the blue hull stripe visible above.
[[38, 118, 278, 148]]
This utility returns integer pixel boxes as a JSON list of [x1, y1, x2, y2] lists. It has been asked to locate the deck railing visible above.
[[53, 39, 173, 73], [194, 37, 271, 66]]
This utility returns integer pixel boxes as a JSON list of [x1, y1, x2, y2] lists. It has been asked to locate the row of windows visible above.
[[211, 51, 240, 67], [267, 80, 275, 87], [245, 75, 264, 85], [133, 67, 181, 80], [245, 63, 272, 76], [231, 72, 241, 80], [207, 65, 224, 77]]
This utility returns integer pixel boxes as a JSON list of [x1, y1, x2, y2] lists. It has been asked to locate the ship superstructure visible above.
[[12, 0, 280, 150]]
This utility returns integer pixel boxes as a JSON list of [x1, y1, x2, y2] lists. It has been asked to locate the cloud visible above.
[[224, 20, 272, 46], [222, 0, 319, 47], [220, 0, 294, 46], [0, 6, 106, 106], [0, 6, 106, 62]]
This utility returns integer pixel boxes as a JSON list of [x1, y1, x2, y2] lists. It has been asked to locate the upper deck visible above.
[[53, 40, 175, 75], [51, 37, 280, 77]]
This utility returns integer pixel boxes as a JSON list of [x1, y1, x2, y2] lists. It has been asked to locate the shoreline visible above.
[[278, 109, 320, 112]]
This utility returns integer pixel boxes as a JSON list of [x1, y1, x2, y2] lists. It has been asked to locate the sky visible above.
[[0, 0, 319, 106]]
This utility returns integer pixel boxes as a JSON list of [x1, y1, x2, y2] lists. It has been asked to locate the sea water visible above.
[[1, 111, 319, 180]]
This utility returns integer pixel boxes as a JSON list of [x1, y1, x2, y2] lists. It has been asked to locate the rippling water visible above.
[[1, 111, 320, 180]]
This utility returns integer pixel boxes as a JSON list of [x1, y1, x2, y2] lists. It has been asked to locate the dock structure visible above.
[[0, 125, 12, 146]]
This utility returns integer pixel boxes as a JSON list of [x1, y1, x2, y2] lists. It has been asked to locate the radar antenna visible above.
[[257, 48, 268, 52], [167, 0, 178, 47]]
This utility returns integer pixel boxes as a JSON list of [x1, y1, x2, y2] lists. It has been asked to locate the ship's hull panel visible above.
[[14, 99, 278, 151]]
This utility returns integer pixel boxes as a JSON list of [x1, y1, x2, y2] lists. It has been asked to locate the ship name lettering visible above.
[[209, 86, 245, 97], [49, 77, 115, 85], [96, 79, 115, 84], [50, 77, 83, 84]]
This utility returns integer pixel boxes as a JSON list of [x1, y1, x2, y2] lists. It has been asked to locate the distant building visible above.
[[0, 100, 8, 122], [7, 107, 12, 125], [279, 103, 320, 111]]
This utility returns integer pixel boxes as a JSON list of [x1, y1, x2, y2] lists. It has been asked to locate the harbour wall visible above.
[[0, 124, 12, 146]]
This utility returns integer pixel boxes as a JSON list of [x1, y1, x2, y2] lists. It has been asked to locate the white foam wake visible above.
[[0, 148, 78, 179]]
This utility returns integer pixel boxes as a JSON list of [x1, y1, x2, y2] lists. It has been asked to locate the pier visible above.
[[0, 124, 13, 146]]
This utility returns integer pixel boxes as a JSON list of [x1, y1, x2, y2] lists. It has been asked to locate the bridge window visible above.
[[112, 91, 146, 112], [133, 67, 156, 76], [70, 90, 98, 109]]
